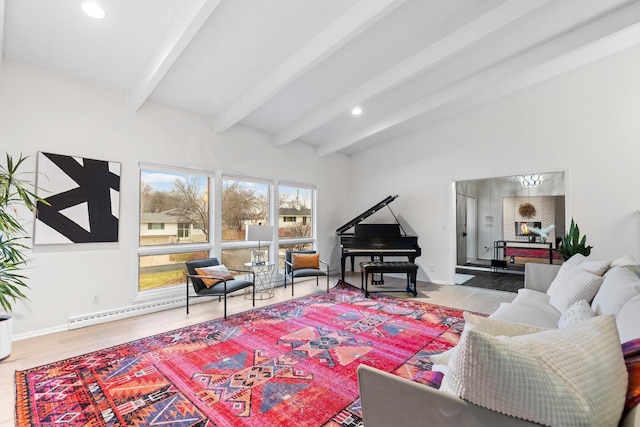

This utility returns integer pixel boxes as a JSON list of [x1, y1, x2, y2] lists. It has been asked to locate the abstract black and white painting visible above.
[[34, 152, 120, 244]]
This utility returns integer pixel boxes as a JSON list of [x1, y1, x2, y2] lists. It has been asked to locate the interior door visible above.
[[456, 193, 467, 265]]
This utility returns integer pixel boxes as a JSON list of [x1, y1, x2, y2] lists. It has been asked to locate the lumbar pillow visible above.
[[558, 299, 594, 328], [591, 266, 640, 316], [440, 315, 627, 427], [430, 312, 542, 366], [195, 265, 234, 288], [547, 269, 603, 313], [292, 253, 319, 270]]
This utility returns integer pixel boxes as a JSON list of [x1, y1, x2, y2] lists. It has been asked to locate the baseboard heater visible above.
[[68, 298, 186, 330]]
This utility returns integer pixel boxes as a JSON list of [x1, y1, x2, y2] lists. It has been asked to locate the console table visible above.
[[494, 240, 555, 265]]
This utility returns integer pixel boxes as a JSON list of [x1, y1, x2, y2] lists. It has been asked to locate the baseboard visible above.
[[67, 298, 187, 330], [13, 324, 69, 341]]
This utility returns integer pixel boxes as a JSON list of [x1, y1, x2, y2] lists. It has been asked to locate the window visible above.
[[140, 169, 209, 246], [139, 251, 208, 291], [139, 168, 211, 291], [177, 223, 190, 238], [221, 177, 269, 242], [278, 185, 313, 238], [137, 168, 317, 293]]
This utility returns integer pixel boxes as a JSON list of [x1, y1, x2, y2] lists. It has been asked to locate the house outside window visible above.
[[283, 216, 296, 222], [147, 223, 164, 230]]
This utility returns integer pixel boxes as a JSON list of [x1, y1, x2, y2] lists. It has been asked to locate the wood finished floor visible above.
[[0, 273, 516, 425]]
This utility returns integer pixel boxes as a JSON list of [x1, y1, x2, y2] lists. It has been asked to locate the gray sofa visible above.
[[358, 258, 640, 427]]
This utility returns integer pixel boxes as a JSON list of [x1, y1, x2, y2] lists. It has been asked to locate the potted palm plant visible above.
[[0, 153, 45, 359]]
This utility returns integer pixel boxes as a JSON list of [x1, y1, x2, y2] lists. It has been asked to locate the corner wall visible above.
[[0, 60, 350, 338], [349, 44, 640, 284]]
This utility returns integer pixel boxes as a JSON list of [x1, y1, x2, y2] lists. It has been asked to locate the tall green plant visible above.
[[0, 154, 45, 312], [556, 218, 593, 261]]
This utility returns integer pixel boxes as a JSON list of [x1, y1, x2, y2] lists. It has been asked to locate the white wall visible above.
[[349, 44, 640, 284], [0, 60, 350, 338]]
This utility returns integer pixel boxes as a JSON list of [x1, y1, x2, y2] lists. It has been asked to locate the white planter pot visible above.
[[0, 315, 12, 360]]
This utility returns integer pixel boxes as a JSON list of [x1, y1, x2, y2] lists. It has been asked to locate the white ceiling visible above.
[[3, 0, 640, 156]]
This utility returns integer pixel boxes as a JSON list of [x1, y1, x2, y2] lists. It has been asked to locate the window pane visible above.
[[278, 243, 312, 270], [139, 251, 208, 291], [222, 248, 271, 271], [279, 186, 312, 238], [140, 170, 209, 246], [222, 178, 269, 242]]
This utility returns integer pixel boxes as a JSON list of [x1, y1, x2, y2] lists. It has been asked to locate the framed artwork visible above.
[[34, 152, 120, 244]]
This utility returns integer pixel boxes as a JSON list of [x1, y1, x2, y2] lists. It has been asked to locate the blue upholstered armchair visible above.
[[283, 250, 329, 296], [185, 257, 255, 318]]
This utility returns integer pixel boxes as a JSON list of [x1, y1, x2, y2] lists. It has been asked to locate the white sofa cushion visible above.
[[558, 299, 594, 328], [490, 302, 560, 329], [617, 293, 640, 343], [547, 269, 603, 313], [431, 313, 542, 367], [610, 254, 638, 268], [440, 315, 627, 427], [591, 266, 640, 316], [579, 259, 611, 276], [511, 288, 561, 318]]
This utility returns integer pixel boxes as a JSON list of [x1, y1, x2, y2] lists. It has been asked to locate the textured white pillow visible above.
[[548, 269, 603, 313], [431, 312, 542, 366], [591, 266, 640, 316], [558, 299, 594, 328], [440, 315, 627, 427]]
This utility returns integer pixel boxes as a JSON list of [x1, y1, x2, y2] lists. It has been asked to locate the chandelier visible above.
[[518, 174, 544, 188]]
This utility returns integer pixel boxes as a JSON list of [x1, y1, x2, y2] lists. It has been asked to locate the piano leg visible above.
[[341, 256, 346, 281], [350, 256, 355, 272], [408, 256, 417, 285]]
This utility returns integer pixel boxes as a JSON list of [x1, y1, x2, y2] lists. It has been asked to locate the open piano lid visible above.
[[336, 195, 400, 235]]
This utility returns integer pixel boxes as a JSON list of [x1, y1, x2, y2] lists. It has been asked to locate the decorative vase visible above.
[[0, 315, 13, 360]]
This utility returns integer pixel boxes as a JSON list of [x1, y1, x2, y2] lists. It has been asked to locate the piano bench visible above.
[[360, 261, 418, 297]]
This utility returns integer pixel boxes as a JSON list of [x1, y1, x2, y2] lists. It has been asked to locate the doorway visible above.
[[453, 171, 566, 291]]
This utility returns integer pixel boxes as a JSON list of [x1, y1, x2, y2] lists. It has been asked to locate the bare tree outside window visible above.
[[221, 179, 269, 241]]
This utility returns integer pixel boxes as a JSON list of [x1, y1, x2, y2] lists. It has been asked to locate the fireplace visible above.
[[515, 221, 541, 237]]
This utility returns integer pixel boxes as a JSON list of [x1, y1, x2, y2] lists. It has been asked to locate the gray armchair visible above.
[[185, 257, 255, 318], [284, 250, 329, 296]]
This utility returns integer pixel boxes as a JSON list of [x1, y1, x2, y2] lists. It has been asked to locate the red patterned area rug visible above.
[[15, 281, 465, 426]]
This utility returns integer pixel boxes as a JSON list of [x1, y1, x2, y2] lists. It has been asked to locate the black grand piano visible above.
[[337, 195, 421, 282]]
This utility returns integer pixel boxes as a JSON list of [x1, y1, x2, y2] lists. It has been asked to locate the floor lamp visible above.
[[245, 225, 274, 265]]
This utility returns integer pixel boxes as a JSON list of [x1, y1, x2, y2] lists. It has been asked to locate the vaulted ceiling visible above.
[[2, 0, 640, 156]]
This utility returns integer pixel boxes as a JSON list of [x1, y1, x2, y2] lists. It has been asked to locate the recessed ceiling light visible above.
[[81, 2, 107, 19], [351, 106, 363, 116]]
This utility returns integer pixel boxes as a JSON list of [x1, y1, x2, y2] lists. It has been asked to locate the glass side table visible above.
[[244, 262, 275, 300]]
